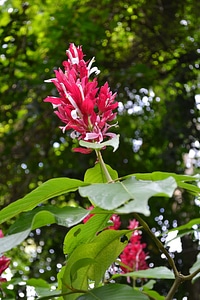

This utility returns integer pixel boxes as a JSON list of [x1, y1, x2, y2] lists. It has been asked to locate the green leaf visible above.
[[63, 213, 111, 255], [132, 172, 200, 196], [0, 178, 87, 224], [84, 162, 118, 183], [61, 229, 131, 300], [169, 218, 200, 232], [0, 206, 89, 253], [114, 267, 175, 280], [70, 258, 95, 282], [132, 171, 199, 182], [77, 284, 149, 300], [177, 181, 200, 195], [165, 218, 200, 242], [0, 230, 30, 253], [142, 288, 165, 300], [189, 253, 200, 282], [8, 205, 89, 234], [142, 279, 156, 290], [27, 278, 61, 299], [27, 278, 49, 288], [79, 176, 177, 216], [79, 134, 120, 152], [139, 280, 165, 299]]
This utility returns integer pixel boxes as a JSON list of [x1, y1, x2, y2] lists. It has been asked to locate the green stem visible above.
[[95, 150, 113, 182], [133, 213, 200, 299], [133, 213, 179, 276], [165, 268, 200, 300], [165, 274, 184, 300]]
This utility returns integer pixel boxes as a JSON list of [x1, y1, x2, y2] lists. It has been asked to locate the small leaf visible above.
[[79, 134, 120, 152], [27, 278, 49, 288], [189, 253, 200, 282], [27, 277, 61, 299], [142, 288, 165, 300], [142, 279, 156, 289], [169, 218, 200, 232], [77, 284, 149, 300], [170, 218, 200, 231], [84, 162, 118, 183], [114, 267, 175, 280], [165, 218, 200, 242]]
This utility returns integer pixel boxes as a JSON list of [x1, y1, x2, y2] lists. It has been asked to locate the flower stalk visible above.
[[95, 150, 113, 182]]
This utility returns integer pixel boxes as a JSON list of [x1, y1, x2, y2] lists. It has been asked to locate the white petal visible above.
[[44, 79, 53, 83], [85, 132, 99, 140], [70, 131, 80, 139], [89, 67, 100, 76], [52, 103, 60, 109], [71, 109, 79, 120]]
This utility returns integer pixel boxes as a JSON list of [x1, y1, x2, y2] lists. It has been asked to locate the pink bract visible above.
[[120, 219, 149, 273], [83, 206, 121, 230], [44, 43, 118, 153], [0, 230, 10, 282]]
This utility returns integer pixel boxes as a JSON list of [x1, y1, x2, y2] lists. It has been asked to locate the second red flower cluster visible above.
[[83, 207, 148, 273]]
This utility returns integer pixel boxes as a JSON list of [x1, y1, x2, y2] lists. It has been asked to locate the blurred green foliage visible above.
[[0, 0, 200, 298]]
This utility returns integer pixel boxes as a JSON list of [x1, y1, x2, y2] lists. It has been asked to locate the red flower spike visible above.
[[109, 214, 121, 230], [83, 212, 148, 275], [83, 207, 121, 230], [0, 256, 10, 276], [120, 219, 149, 273], [44, 43, 118, 153], [0, 230, 10, 282]]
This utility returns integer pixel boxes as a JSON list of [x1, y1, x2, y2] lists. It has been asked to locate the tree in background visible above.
[[0, 0, 200, 298]]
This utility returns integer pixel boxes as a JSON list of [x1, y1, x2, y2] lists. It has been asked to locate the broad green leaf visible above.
[[132, 172, 200, 196], [79, 176, 177, 216], [61, 229, 131, 300], [165, 218, 200, 242], [27, 278, 49, 289], [77, 284, 149, 300], [114, 266, 175, 280], [70, 258, 95, 282], [79, 134, 120, 152], [177, 181, 200, 195], [132, 171, 199, 182], [0, 178, 87, 224], [84, 162, 118, 183], [8, 205, 89, 234], [63, 213, 111, 255], [0, 230, 30, 253], [27, 278, 61, 298], [142, 288, 165, 300], [171, 230, 194, 243], [169, 218, 200, 232], [0, 206, 89, 253], [189, 253, 200, 282]]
